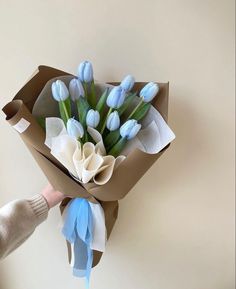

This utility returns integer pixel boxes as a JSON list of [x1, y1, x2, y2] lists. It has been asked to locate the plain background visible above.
[[0, 0, 235, 289]]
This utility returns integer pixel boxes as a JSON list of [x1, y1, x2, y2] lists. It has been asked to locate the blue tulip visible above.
[[86, 109, 100, 128], [51, 80, 69, 102], [67, 118, 84, 139], [139, 82, 159, 103], [120, 75, 135, 92], [69, 78, 85, 101], [120, 119, 141, 140], [106, 86, 126, 109], [78, 61, 93, 83], [106, 111, 120, 131]]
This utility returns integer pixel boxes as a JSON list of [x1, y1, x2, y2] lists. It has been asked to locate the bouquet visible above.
[[2, 62, 175, 288]]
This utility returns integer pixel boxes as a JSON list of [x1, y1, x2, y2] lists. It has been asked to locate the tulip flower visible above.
[[67, 118, 84, 140], [140, 82, 159, 103], [100, 86, 126, 134], [120, 75, 135, 92], [126, 82, 159, 121], [77, 60, 96, 108], [51, 80, 71, 123], [69, 78, 84, 101], [106, 86, 126, 109], [52, 80, 69, 102], [86, 109, 100, 128], [120, 119, 141, 140], [106, 111, 120, 131], [69, 78, 89, 128], [78, 61, 93, 83], [108, 119, 141, 157]]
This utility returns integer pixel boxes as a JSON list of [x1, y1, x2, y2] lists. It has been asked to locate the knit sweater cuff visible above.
[[27, 194, 49, 224]]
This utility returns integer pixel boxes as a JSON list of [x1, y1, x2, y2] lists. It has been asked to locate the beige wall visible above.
[[0, 0, 235, 288]]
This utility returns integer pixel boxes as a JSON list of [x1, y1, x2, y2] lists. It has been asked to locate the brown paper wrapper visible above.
[[2, 65, 170, 267]]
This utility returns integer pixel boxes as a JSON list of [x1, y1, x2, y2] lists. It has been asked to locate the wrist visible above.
[[40, 185, 65, 209]]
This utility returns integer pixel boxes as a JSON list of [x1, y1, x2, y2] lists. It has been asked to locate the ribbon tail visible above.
[[89, 202, 107, 252], [61, 198, 95, 289], [85, 245, 93, 289]]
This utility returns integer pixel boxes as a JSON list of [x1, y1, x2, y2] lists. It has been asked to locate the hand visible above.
[[40, 184, 65, 209]]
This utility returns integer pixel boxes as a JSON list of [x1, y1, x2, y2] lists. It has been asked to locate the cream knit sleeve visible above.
[[0, 194, 49, 260]]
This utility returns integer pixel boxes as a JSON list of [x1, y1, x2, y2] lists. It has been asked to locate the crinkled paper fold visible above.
[[45, 117, 126, 186]]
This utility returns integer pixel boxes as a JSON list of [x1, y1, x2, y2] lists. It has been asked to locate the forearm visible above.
[[0, 185, 65, 260], [0, 194, 48, 260]]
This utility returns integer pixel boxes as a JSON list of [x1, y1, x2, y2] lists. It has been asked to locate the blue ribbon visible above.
[[62, 198, 93, 289]]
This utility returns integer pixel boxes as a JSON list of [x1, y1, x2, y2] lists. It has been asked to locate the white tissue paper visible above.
[[45, 104, 175, 185], [45, 117, 125, 185]]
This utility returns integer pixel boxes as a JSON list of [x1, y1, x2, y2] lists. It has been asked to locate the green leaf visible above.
[[132, 102, 151, 121], [104, 129, 120, 151], [89, 80, 97, 108], [96, 88, 109, 132], [108, 137, 127, 158], [59, 98, 71, 124], [36, 117, 46, 130], [76, 97, 90, 126], [84, 80, 97, 108], [64, 97, 71, 116], [96, 88, 109, 114], [117, 92, 137, 116]]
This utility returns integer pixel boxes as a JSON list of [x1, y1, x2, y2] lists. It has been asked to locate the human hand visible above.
[[40, 184, 65, 209]]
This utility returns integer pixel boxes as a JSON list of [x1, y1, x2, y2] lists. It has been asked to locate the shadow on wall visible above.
[[158, 92, 209, 187], [136, 89, 208, 196]]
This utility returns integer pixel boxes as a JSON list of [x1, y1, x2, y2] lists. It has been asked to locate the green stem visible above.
[[84, 82, 88, 99], [76, 100, 80, 122], [77, 137, 83, 144], [82, 130, 88, 143], [100, 107, 113, 134], [126, 100, 143, 120], [62, 101, 69, 121], [90, 80, 96, 108], [76, 99, 84, 125]]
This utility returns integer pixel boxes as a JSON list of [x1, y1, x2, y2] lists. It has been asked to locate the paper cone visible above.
[[2, 65, 170, 268]]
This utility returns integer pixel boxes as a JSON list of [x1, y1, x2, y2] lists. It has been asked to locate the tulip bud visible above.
[[86, 109, 100, 128], [120, 75, 135, 92], [51, 80, 69, 102], [67, 118, 84, 139], [69, 78, 84, 101], [120, 119, 141, 140], [106, 86, 126, 109], [106, 111, 120, 131], [78, 60, 93, 83], [139, 82, 159, 103]]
